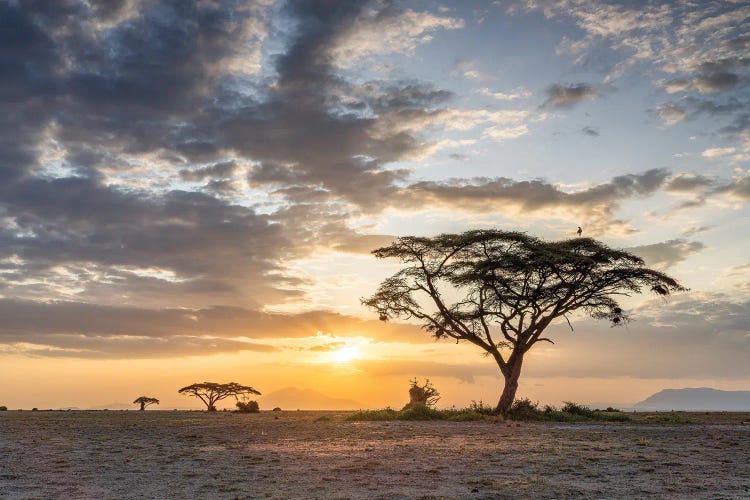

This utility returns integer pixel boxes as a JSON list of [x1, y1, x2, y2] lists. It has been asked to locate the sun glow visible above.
[[329, 346, 361, 364]]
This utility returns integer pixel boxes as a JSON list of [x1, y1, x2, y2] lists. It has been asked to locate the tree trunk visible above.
[[207, 404, 217, 412], [139, 401, 145, 411], [496, 356, 524, 415]]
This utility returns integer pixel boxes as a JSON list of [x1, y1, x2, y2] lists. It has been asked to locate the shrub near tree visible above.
[[236, 400, 260, 413], [364, 230, 685, 415], [178, 382, 261, 411]]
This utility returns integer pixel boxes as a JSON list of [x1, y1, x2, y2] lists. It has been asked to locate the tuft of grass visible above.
[[315, 415, 332, 422], [346, 408, 399, 421], [442, 409, 486, 422]]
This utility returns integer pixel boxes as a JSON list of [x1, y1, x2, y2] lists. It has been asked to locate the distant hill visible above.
[[258, 387, 364, 410], [635, 388, 750, 411]]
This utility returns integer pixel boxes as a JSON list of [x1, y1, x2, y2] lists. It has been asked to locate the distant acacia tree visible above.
[[364, 230, 686, 415], [178, 382, 261, 412], [133, 396, 160, 411]]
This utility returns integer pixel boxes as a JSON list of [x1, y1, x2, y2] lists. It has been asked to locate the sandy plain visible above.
[[1, 410, 749, 499]]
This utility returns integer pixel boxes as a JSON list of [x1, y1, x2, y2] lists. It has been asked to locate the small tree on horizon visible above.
[[178, 382, 261, 411], [133, 396, 160, 411], [363, 230, 686, 415]]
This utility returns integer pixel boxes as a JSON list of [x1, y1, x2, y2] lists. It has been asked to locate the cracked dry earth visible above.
[[1, 411, 749, 499]]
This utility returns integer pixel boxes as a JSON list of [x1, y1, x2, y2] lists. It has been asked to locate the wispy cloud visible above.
[[478, 87, 531, 101]]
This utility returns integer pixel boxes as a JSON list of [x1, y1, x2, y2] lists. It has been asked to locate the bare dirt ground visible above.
[[1, 410, 749, 499]]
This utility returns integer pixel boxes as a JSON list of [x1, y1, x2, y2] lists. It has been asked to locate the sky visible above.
[[1, 0, 749, 410]]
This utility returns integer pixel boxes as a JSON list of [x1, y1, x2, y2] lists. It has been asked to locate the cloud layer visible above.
[[1, 0, 746, 361]]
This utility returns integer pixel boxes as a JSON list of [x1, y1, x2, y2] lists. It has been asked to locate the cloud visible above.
[[483, 124, 529, 141], [329, 3, 464, 64], [394, 169, 670, 234], [0, 0, 482, 312], [0, 177, 296, 308], [664, 173, 714, 193], [542, 83, 598, 108], [702, 147, 736, 158], [453, 59, 494, 81], [1, 0, 744, 365], [478, 87, 531, 101], [666, 72, 741, 94], [580, 126, 599, 137], [627, 239, 705, 270], [517, 1, 750, 143], [179, 161, 239, 182], [0, 299, 426, 358], [715, 176, 750, 201], [655, 103, 687, 125], [682, 225, 714, 237]]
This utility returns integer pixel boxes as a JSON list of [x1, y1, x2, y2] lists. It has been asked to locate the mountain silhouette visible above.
[[635, 388, 750, 411], [258, 387, 364, 410]]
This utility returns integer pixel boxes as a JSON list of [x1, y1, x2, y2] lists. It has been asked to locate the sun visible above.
[[329, 345, 360, 364]]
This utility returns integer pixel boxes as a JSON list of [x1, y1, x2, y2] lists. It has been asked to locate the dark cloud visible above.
[[665, 174, 714, 193], [543, 83, 598, 108], [221, 3, 458, 209], [726, 35, 750, 51], [2, 0, 455, 310], [0, 176, 292, 307], [693, 72, 740, 93], [663, 60, 747, 94], [580, 126, 599, 137], [715, 177, 750, 200], [627, 239, 705, 270], [395, 169, 669, 233]]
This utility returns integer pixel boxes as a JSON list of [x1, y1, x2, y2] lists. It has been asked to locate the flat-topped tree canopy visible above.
[[178, 382, 261, 411], [364, 230, 686, 414], [133, 396, 160, 411]]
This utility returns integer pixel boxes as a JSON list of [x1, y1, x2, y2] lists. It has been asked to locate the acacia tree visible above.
[[133, 396, 160, 411], [178, 382, 261, 411], [363, 230, 686, 415]]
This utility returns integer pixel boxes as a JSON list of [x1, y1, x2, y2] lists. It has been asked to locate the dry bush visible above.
[[403, 378, 440, 410], [236, 400, 260, 413]]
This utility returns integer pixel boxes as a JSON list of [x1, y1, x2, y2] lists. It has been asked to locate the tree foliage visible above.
[[363, 230, 686, 414], [178, 382, 261, 411], [133, 396, 160, 411]]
